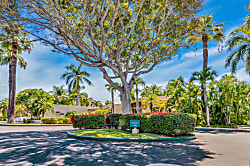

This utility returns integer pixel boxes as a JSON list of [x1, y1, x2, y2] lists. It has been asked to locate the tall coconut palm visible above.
[[61, 64, 92, 106], [225, 28, 250, 75], [133, 77, 145, 113], [0, 23, 33, 123], [191, 67, 217, 126], [105, 83, 116, 113], [187, 15, 224, 69]]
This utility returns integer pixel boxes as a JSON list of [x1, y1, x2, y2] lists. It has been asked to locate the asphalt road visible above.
[[0, 126, 249, 166]]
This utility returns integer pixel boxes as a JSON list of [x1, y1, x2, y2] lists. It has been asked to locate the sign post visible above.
[[130, 120, 140, 134]]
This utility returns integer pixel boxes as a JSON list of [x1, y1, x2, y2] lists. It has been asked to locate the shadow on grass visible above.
[[0, 130, 212, 166]]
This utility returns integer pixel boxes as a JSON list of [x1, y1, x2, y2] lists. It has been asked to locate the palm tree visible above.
[[50, 85, 67, 103], [133, 77, 145, 113], [61, 64, 92, 106], [105, 83, 116, 113], [0, 23, 33, 123], [191, 67, 217, 126], [242, 5, 250, 29], [141, 94, 160, 112], [225, 28, 250, 75], [91, 100, 102, 107], [187, 15, 224, 69]]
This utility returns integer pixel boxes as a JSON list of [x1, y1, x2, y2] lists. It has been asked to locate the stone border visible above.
[[0, 123, 72, 126], [67, 131, 195, 142], [195, 127, 250, 132]]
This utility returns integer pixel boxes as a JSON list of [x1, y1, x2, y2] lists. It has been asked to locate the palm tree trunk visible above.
[[202, 35, 208, 70], [203, 85, 210, 126], [76, 84, 80, 106], [136, 86, 139, 113], [111, 91, 114, 113], [7, 41, 17, 123]]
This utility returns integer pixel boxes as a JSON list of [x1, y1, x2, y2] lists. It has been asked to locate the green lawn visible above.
[[70, 129, 171, 139]]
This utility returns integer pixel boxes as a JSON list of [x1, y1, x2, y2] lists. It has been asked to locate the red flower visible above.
[[167, 114, 170, 117]]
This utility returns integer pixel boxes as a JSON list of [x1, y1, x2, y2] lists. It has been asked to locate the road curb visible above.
[[67, 131, 195, 142], [195, 127, 250, 132]]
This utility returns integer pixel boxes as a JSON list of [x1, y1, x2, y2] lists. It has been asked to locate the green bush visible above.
[[41, 117, 71, 124], [65, 110, 76, 118], [119, 112, 196, 136], [23, 118, 31, 123], [71, 114, 105, 129]]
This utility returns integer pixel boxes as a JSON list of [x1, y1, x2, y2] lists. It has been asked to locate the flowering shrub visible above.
[[106, 113, 122, 128], [119, 112, 197, 136], [71, 114, 105, 129]]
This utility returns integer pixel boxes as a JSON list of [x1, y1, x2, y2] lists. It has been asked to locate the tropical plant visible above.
[[91, 100, 102, 108], [0, 23, 33, 123], [225, 28, 250, 74], [105, 83, 116, 113], [0, 98, 8, 120], [16, 89, 54, 117], [141, 94, 160, 112], [104, 100, 112, 106], [187, 15, 224, 69], [141, 84, 164, 97], [50, 85, 69, 104], [133, 77, 145, 113], [61, 64, 92, 106], [191, 67, 217, 126], [65, 110, 76, 118]]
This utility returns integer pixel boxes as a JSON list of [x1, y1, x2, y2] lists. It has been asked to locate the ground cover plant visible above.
[[69, 129, 181, 139]]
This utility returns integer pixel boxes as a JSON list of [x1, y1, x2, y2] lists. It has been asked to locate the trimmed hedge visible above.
[[71, 114, 105, 129], [41, 117, 71, 124], [70, 112, 196, 136], [106, 113, 122, 129], [119, 112, 196, 136]]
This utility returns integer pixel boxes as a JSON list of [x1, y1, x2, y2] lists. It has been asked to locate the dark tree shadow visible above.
[[0, 130, 213, 166]]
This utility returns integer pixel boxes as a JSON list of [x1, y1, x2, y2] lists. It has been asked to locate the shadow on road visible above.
[[0, 131, 213, 166]]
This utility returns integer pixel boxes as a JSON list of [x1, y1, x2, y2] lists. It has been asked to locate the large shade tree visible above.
[[0, 23, 33, 123], [61, 64, 92, 106], [187, 15, 224, 70], [2, 0, 202, 114]]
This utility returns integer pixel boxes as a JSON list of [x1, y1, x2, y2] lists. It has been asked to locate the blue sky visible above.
[[0, 0, 249, 103]]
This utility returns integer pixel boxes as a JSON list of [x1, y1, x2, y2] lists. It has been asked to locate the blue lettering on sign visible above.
[[130, 120, 140, 128]]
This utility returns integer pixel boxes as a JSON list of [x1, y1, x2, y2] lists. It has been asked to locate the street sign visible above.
[[130, 120, 140, 128]]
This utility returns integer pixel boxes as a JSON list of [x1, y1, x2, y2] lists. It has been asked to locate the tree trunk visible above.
[[111, 91, 114, 113], [7, 41, 17, 123], [76, 84, 80, 106], [136, 86, 139, 113], [150, 102, 153, 113], [203, 85, 210, 126], [202, 35, 208, 70], [121, 86, 131, 114]]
